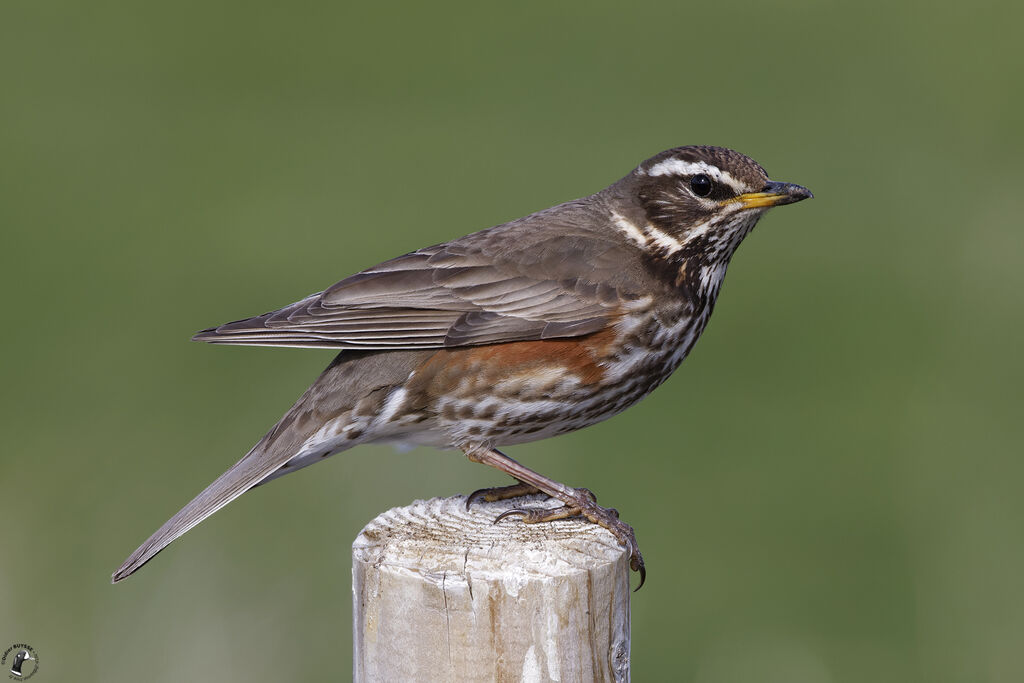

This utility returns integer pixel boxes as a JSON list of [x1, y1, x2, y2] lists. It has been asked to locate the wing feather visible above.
[[194, 202, 644, 350]]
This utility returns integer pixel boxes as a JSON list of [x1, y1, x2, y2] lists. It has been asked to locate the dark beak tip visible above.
[[765, 181, 813, 204]]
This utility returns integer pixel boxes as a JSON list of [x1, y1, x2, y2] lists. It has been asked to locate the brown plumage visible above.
[[113, 145, 811, 585]]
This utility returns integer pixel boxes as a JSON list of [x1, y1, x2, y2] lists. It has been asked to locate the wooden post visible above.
[[352, 495, 631, 682]]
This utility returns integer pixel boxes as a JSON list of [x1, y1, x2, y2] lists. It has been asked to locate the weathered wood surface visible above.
[[353, 495, 631, 682]]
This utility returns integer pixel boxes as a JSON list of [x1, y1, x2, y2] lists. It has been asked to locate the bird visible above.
[[112, 145, 811, 587], [10, 649, 34, 677]]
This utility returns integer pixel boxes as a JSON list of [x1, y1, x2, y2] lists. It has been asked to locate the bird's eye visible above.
[[690, 174, 713, 197]]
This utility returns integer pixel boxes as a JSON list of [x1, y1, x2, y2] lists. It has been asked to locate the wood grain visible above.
[[353, 495, 631, 682]]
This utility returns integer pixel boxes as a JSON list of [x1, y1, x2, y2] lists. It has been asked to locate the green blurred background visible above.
[[2, 1, 1022, 680]]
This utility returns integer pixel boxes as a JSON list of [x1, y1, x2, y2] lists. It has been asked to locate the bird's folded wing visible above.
[[192, 236, 632, 349]]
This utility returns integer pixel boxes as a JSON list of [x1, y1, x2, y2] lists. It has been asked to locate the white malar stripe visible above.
[[645, 158, 745, 192], [611, 212, 648, 247], [682, 217, 714, 241], [642, 224, 682, 256]]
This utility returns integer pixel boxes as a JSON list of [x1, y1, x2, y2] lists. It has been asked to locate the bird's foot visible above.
[[465, 480, 542, 509], [493, 486, 646, 590]]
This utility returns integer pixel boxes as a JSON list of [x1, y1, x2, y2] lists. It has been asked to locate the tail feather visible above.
[[112, 348, 432, 583], [112, 374, 340, 583], [112, 432, 301, 583]]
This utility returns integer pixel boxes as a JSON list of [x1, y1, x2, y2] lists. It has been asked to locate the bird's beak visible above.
[[731, 181, 813, 210]]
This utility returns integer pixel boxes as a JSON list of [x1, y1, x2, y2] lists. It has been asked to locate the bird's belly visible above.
[[408, 307, 708, 447]]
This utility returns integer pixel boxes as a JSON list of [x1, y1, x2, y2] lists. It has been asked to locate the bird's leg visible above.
[[465, 480, 542, 509], [463, 445, 646, 588]]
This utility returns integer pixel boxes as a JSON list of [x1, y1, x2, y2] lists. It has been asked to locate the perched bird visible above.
[[112, 145, 811, 586]]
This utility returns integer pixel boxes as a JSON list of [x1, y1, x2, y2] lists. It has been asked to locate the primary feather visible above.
[[192, 199, 643, 350]]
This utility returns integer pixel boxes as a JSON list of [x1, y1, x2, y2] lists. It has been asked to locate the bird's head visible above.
[[613, 145, 811, 263]]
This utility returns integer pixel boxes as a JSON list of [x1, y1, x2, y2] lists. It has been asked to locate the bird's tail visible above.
[[111, 413, 330, 583], [112, 356, 350, 583], [111, 348, 431, 584]]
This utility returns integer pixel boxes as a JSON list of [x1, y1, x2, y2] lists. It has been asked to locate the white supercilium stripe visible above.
[[645, 159, 744, 192]]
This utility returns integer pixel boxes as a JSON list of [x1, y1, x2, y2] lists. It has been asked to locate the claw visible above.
[[494, 508, 521, 524], [466, 475, 647, 588], [465, 488, 487, 510], [634, 562, 646, 591]]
